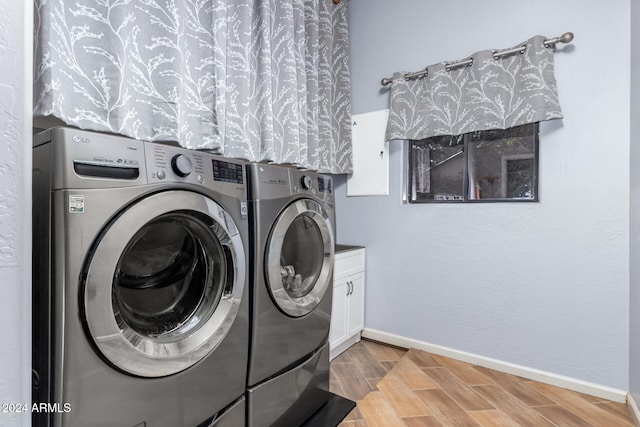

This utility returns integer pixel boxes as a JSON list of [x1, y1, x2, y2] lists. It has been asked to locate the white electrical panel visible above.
[[347, 109, 389, 196]]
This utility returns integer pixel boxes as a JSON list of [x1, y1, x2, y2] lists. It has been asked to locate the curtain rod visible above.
[[380, 32, 574, 87]]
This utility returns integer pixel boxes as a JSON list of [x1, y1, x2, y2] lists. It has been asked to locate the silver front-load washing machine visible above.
[[32, 127, 249, 427], [246, 163, 335, 427]]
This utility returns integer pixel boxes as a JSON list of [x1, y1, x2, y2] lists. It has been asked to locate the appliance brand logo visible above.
[[72, 135, 91, 144], [262, 178, 287, 185]]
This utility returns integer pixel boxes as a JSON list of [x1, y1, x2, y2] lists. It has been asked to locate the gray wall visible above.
[[630, 0, 640, 410], [0, 0, 32, 425], [337, 0, 630, 390]]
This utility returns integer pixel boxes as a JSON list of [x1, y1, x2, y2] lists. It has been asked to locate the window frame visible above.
[[405, 123, 539, 204]]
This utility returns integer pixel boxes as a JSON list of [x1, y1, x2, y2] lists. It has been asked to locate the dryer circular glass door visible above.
[[83, 190, 245, 377], [266, 199, 334, 317]]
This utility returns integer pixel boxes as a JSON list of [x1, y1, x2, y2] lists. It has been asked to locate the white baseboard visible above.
[[362, 328, 627, 403], [629, 393, 640, 426]]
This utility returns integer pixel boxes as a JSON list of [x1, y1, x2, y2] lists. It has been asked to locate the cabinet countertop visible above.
[[335, 244, 365, 254]]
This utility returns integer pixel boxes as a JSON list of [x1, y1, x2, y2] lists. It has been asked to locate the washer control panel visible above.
[[146, 143, 206, 185], [213, 159, 244, 184], [143, 142, 247, 200], [40, 127, 247, 195], [171, 154, 194, 177]]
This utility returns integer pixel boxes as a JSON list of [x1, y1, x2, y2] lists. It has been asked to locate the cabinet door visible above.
[[329, 277, 349, 350], [347, 273, 365, 337]]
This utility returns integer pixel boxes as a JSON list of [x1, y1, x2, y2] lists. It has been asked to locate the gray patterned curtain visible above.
[[33, 0, 352, 174], [385, 36, 562, 142]]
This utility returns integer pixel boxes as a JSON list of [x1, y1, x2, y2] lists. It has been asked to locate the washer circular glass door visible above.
[[83, 190, 245, 377], [266, 199, 334, 317]]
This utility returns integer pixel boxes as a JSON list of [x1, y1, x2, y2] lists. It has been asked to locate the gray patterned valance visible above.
[[385, 36, 562, 141], [34, 0, 352, 174]]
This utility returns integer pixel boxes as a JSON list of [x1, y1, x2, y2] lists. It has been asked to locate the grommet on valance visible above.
[[381, 32, 574, 86]]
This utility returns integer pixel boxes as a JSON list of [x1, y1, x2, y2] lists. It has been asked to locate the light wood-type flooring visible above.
[[329, 339, 636, 427]]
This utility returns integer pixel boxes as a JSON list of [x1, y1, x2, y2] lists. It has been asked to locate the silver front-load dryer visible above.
[[246, 162, 335, 427], [32, 127, 249, 427]]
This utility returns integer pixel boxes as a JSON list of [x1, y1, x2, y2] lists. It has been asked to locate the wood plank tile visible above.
[[577, 393, 606, 403], [350, 346, 390, 379], [361, 339, 407, 361], [381, 361, 397, 372], [389, 357, 439, 390], [595, 401, 635, 424], [331, 379, 346, 397], [330, 366, 340, 383], [533, 405, 596, 427], [414, 389, 482, 426], [357, 391, 407, 427], [331, 363, 375, 402], [468, 410, 520, 427], [405, 349, 442, 368], [473, 366, 555, 407], [430, 355, 493, 386], [344, 407, 364, 422], [366, 378, 381, 391], [524, 379, 609, 405], [424, 367, 495, 411], [377, 372, 432, 417], [339, 421, 368, 427], [331, 341, 632, 427], [332, 350, 354, 364], [472, 384, 556, 427], [526, 381, 634, 426], [402, 415, 445, 427]]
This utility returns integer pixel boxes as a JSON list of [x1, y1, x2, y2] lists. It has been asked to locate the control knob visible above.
[[301, 175, 313, 190], [171, 154, 193, 177]]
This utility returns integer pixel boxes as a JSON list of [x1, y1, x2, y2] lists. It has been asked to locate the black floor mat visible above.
[[301, 391, 356, 427]]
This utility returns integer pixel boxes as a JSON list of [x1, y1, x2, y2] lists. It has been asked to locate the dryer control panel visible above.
[[290, 170, 334, 205]]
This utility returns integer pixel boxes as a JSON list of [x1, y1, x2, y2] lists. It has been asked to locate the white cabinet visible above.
[[329, 247, 365, 361]]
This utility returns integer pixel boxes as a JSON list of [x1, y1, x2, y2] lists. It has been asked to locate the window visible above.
[[407, 123, 539, 203]]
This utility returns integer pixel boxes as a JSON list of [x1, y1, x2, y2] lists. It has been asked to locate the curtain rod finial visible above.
[[544, 32, 574, 48], [560, 32, 574, 43]]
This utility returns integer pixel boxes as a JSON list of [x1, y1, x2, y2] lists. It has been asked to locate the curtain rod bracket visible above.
[[381, 32, 574, 86]]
